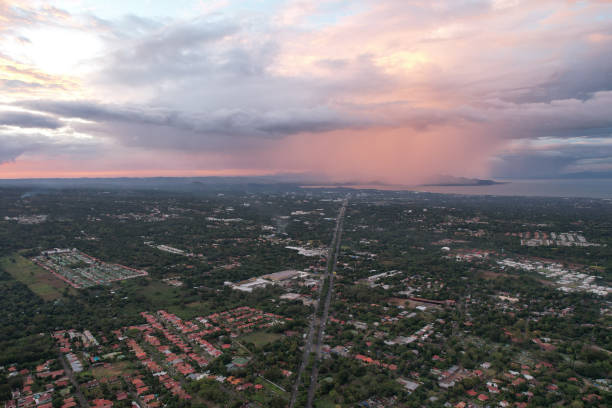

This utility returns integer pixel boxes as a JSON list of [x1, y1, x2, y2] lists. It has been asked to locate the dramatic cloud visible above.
[[0, 131, 100, 165], [0, 110, 62, 129], [18, 100, 370, 149], [492, 137, 612, 178], [0, 0, 611, 181]]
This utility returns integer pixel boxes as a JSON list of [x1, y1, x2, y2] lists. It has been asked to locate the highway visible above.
[[289, 196, 348, 408], [306, 197, 347, 408]]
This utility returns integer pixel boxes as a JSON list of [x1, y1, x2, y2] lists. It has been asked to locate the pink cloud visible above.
[[2, 0, 612, 180]]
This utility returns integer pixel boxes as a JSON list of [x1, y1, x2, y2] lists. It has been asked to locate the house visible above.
[[397, 378, 419, 393], [61, 400, 77, 408], [142, 395, 155, 403], [532, 338, 556, 351], [136, 386, 149, 395], [91, 399, 113, 408], [351, 321, 368, 330], [582, 394, 602, 403]]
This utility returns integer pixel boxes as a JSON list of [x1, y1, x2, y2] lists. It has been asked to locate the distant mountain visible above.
[[0, 174, 511, 191], [420, 175, 506, 187], [0, 176, 306, 193]]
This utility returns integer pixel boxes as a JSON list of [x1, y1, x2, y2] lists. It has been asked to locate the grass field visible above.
[[136, 280, 181, 303], [0, 254, 70, 300], [92, 361, 134, 379], [239, 331, 283, 348], [314, 398, 338, 408]]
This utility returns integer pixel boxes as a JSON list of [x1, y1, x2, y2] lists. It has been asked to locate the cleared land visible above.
[[0, 254, 69, 300], [91, 361, 134, 379], [239, 332, 283, 348]]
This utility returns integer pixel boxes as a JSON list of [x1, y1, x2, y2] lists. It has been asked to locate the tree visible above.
[[52, 394, 63, 408], [268, 397, 286, 408]]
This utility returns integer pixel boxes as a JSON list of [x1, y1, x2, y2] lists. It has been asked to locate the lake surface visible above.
[[305, 179, 612, 199]]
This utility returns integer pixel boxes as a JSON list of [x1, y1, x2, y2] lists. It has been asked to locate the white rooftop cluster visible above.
[[498, 258, 610, 296]]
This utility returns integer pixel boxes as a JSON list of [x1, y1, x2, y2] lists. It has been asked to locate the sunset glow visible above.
[[1, 0, 612, 182]]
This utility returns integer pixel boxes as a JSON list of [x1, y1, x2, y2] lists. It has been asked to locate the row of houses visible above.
[[3, 360, 75, 408]]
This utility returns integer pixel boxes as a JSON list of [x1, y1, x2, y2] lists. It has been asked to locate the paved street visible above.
[[289, 197, 348, 408]]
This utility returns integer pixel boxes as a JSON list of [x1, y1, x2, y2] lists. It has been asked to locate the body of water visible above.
[[304, 179, 612, 199]]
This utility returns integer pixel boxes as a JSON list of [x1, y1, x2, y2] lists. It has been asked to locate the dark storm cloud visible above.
[[0, 132, 99, 164], [0, 143, 28, 164], [0, 111, 63, 129], [18, 100, 368, 149], [18, 87, 612, 155], [477, 91, 612, 140], [19, 100, 143, 123], [491, 139, 612, 178]]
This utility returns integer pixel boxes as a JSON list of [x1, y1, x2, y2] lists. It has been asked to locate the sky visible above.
[[1, 0, 612, 183]]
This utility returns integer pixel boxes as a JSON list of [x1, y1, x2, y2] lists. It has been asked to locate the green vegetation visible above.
[[0, 186, 610, 407], [0, 253, 68, 300], [0, 334, 55, 367], [239, 332, 283, 348], [91, 362, 135, 380]]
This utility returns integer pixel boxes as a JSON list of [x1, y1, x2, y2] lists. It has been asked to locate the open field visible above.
[[136, 280, 182, 303], [314, 398, 337, 408], [239, 331, 283, 348], [0, 254, 69, 300], [92, 362, 135, 379]]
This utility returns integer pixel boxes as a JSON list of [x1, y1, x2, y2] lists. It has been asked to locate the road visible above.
[[288, 304, 318, 408], [289, 196, 348, 408], [306, 197, 347, 408], [58, 352, 89, 408]]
